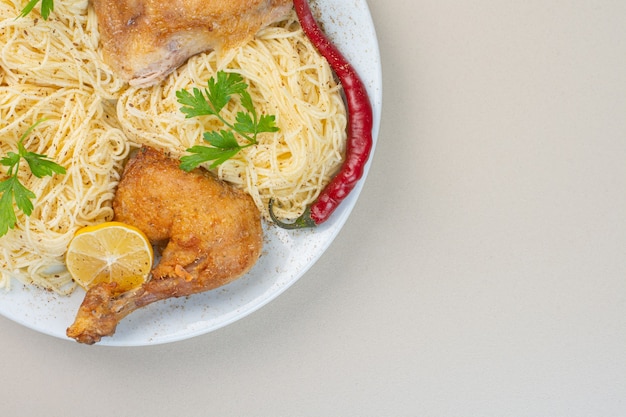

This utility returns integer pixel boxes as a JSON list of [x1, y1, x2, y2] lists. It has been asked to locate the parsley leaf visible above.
[[179, 131, 241, 171], [176, 71, 279, 171], [18, 0, 54, 20], [0, 120, 66, 237], [21, 144, 66, 177]]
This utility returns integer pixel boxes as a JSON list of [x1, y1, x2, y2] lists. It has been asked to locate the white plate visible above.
[[0, 0, 382, 346]]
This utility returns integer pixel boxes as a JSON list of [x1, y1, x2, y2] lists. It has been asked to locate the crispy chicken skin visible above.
[[92, 0, 293, 86], [66, 147, 263, 344]]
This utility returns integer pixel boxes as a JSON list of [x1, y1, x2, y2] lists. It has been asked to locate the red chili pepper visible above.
[[269, 0, 374, 229]]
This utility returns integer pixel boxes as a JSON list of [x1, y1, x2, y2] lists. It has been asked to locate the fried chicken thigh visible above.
[[66, 147, 263, 344], [93, 0, 293, 86]]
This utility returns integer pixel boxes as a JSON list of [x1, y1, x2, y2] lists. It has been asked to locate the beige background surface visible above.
[[2, 1, 626, 415]]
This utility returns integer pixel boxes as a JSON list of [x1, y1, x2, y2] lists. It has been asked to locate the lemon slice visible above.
[[66, 221, 153, 291]]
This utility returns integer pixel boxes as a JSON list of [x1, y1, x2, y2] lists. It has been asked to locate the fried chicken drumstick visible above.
[[67, 147, 263, 344]]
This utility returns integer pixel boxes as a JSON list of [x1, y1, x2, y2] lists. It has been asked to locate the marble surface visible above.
[[2, 1, 625, 415]]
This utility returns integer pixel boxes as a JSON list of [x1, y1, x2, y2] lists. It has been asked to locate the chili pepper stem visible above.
[[268, 199, 317, 229]]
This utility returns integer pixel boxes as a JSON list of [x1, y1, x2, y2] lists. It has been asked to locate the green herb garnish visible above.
[[176, 71, 279, 171], [18, 0, 54, 20], [0, 120, 66, 237]]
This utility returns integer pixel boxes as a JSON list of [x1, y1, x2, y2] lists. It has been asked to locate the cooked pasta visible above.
[[0, 85, 129, 293], [0, 0, 125, 98], [116, 13, 346, 218], [0, 2, 346, 294]]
